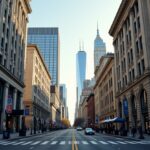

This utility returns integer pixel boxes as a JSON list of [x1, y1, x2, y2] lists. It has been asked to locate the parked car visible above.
[[76, 126, 83, 131], [85, 128, 95, 135]]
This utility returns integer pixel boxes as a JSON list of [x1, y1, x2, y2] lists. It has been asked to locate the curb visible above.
[[0, 131, 54, 141], [98, 133, 141, 141]]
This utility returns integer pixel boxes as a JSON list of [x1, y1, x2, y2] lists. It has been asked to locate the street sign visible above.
[[24, 109, 30, 116], [7, 96, 12, 105], [12, 110, 24, 115], [95, 115, 98, 124], [6, 96, 13, 114], [123, 98, 128, 115], [6, 105, 13, 114]]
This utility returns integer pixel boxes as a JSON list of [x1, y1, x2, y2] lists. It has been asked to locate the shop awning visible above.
[[100, 117, 125, 124], [110, 117, 125, 123]]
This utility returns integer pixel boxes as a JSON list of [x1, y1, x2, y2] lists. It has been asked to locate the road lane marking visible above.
[[60, 141, 66, 145], [82, 141, 89, 145], [72, 129, 78, 150], [116, 141, 127, 144], [125, 141, 137, 144], [74, 141, 79, 144], [107, 141, 118, 144], [0, 141, 9, 145], [12, 141, 25, 145], [31, 141, 41, 145], [5, 141, 17, 145], [22, 141, 33, 145], [90, 141, 97, 145], [40, 141, 49, 145], [99, 141, 108, 144], [50, 141, 58, 145]]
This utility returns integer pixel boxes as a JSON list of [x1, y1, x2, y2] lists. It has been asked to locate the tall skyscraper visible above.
[[76, 49, 86, 107], [59, 84, 67, 107], [94, 25, 106, 69], [28, 28, 60, 86], [59, 84, 67, 119]]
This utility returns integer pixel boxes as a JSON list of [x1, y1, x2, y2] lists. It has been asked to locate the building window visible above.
[[126, 34, 129, 46], [136, 41, 139, 54], [4, 59, 6, 67], [135, 1, 139, 14], [123, 77, 125, 87], [138, 62, 141, 76], [137, 17, 141, 32], [141, 59, 145, 73], [1, 38, 4, 48], [0, 55, 2, 64], [124, 58, 126, 71], [129, 71, 132, 82], [131, 49, 133, 60], [129, 31, 132, 42], [132, 69, 135, 80], [3, 23, 5, 33], [139, 36, 143, 51], [134, 22, 137, 35], [128, 52, 130, 65], [125, 75, 127, 85]]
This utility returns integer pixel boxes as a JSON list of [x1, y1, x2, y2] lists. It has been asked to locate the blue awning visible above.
[[110, 117, 125, 123], [100, 117, 125, 124]]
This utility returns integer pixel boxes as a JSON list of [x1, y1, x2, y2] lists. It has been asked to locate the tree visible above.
[[61, 119, 71, 128]]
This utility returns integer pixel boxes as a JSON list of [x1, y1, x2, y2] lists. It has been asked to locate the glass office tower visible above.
[[59, 84, 67, 107], [94, 26, 106, 69], [28, 28, 60, 86], [76, 50, 86, 106]]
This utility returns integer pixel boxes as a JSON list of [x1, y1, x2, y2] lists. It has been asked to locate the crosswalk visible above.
[[0, 140, 150, 146]]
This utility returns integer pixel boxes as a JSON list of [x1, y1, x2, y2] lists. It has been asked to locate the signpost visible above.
[[6, 96, 13, 114], [123, 98, 128, 116], [24, 108, 30, 116]]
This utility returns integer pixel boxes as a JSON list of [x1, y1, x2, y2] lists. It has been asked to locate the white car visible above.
[[76, 127, 83, 131], [85, 128, 95, 135]]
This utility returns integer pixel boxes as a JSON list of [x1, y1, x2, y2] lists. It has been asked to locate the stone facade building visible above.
[[0, 0, 31, 132], [87, 93, 95, 127], [109, 0, 150, 132], [82, 97, 88, 127], [50, 85, 61, 127], [24, 45, 51, 131], [94, 54, 116, 126]]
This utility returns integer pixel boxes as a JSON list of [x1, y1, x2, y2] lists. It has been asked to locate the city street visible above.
[[0, 129, 150, 150]]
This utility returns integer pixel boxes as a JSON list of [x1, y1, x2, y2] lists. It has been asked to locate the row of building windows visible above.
[[0, 1, 27, 82], [117, 58, 145, 91]]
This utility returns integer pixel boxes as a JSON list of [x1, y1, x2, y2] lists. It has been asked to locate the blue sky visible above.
[[28, 0, 121, 124]]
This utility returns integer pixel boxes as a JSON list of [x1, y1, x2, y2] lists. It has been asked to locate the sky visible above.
[[28, 0, 122, 125]]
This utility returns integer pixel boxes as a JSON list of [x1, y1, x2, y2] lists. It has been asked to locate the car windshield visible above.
[[86, 128, 92, 131]]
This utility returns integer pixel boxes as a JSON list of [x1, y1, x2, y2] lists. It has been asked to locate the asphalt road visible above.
[[0, 129, 150, 150]]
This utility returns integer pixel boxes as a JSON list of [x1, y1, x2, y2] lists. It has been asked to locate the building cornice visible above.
[[109, 0, 129, 36], [27, 44, 51, 80], [0, 65, 25, 88], [116, 71, 150, 97], [24, 0, 32, 14]]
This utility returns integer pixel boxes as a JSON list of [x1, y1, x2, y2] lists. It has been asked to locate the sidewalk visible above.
[[0, 130, 50, 140], [98, 132, 150, 141]]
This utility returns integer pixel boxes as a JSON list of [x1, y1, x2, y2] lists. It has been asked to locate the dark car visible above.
[[85, 128, 95, 135]]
